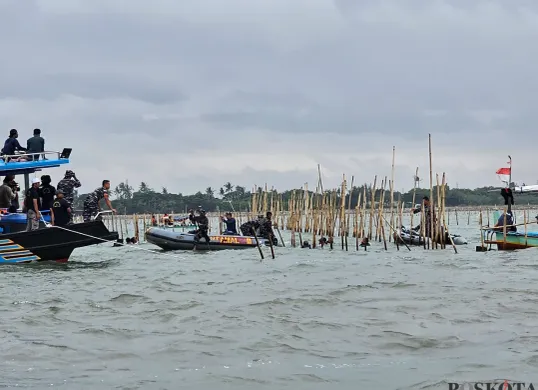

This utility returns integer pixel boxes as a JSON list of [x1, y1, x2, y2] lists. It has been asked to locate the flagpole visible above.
[[508, 155, 512, 188]]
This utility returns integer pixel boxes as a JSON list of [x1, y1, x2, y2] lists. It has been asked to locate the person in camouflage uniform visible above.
[[57, 170, 81, 205], [83, 180, 116, 222], [57, 170, 81, 223], [240, 218, 261, 236], [258, 211, 277, 245]]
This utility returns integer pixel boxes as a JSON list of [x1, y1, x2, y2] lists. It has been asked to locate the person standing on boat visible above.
[[26, 128, 45, 161], [494, 188, 517, 232], [57, 170, 81, 221], [0, 177, 15, 210], [220, 212, 237, 235], [189, 208, 210, 243], [5, 175, 20, 212], [56, 170, 81, 206], [50, 190, 71, 227], [24, 177, 42, 231], [82, 180, 116, 222], [2, 129, 28, 162], [39, 175, 56, 211], [411, 196, 435, 238]]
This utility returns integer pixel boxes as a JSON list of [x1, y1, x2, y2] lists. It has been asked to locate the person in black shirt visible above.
[[39, 175, 56, 210], [50, 190, 71, 227], [27, 128, 45, 161], [2, 129, 27, 162], [24, 177, 42, 231], [189, 208, 210, 243]]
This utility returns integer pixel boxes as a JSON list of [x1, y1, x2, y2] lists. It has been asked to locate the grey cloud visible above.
[[1, 0, 538, 193], [0, 73, 186, 103]]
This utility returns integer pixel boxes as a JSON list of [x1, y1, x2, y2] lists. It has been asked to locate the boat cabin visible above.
[[0, 149, 71, 233]]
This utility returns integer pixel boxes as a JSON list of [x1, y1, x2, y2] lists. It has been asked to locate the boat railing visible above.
[[93, 210, 114, 221], [1, 149, 70, 162]]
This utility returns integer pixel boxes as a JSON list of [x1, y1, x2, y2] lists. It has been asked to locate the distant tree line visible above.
[[70, 181, 538, 214]]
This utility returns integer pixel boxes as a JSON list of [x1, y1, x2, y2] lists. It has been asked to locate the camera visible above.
[[8, 181, 20, 192]]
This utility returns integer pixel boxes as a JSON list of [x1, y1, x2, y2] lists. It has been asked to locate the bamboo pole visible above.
[[428, 134, 434, 249], [410, 167, 418, 235], [389, 146, 395, 242], [368, 176, 377, 240], [479, 209, 484, 249], [345, 176, 354, 251], [524, 210, 528, 247]]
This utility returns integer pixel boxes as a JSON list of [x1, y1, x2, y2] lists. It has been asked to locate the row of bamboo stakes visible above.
[[95, 134, 476, 252], [94, 134, 538, 252]]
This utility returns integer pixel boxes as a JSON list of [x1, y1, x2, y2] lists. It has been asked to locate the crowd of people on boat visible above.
[[0, 164, 119, 231], [0, 169, 81, 230], [176, 208, 278, 245], [1, 128, 45, 162]]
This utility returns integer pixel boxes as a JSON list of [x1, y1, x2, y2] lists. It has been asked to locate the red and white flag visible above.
[[496, 167, 511, 175]]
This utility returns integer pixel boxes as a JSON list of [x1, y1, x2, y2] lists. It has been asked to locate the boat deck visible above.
[[0, 149, 71, 175]]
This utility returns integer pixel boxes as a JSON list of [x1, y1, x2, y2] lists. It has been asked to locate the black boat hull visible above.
[[0, 221, 119, 264], [145, 227, 271, 251]]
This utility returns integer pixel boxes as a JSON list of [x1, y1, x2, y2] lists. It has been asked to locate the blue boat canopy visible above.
[[0, 148, 71, 176]]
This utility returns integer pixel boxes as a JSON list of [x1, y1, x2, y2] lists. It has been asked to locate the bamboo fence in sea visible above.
[[93, 134, 538, 252]]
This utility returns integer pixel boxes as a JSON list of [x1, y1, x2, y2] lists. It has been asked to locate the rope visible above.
[[39, 215, 182, 259]]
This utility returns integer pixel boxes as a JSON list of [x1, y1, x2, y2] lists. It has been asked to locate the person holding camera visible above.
[[0, 176, 16, 210], [6, 175, 20, 212]]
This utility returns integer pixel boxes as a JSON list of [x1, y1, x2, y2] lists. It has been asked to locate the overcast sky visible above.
[[1, 0, 536, 195]]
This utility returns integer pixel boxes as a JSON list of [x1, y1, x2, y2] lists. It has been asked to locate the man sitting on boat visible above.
[[82, 180, 117, 222], [2, 129, 28, 162], [493, 188, 517, 232], [493, 210, 516, 232], [220, 212, 237, 235], [188, 208, 210, 243], [26, 128, 45, 161]]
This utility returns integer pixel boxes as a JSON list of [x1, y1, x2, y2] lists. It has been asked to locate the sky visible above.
[[1, 0, 537, 196]]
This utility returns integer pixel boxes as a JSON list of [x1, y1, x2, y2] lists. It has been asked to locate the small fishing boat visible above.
[[480, 157, 538, 251], [145, 227, 273, 251], [394, 226, 468, 246], [483, 229, 538, 250], [0, 149, 119, 264], [482, 210, 538, 250]]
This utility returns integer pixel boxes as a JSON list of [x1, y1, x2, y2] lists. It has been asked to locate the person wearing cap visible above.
[[56, 170, 81, 221], [24, 177, 42, 231], [50, 189, 71, 227], [26, 128, 45, 161], [1, 129, 27, 162]]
